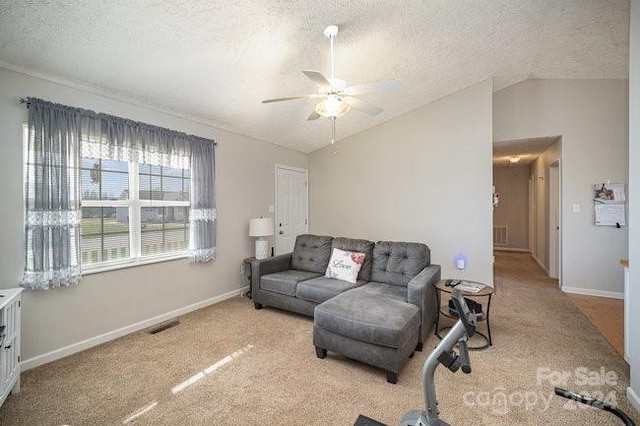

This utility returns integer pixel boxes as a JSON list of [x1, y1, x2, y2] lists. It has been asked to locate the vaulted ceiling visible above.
[[0, 1, 630, 153]]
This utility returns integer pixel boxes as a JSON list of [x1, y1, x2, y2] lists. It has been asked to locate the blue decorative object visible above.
[[454, 251, 467, 270]]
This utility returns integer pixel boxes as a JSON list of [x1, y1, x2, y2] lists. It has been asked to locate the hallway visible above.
[[494, 250, 625, 360]]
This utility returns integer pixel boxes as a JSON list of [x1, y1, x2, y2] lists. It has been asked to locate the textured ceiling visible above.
[[0, 1, 630, 153], [493, 136, 560, 167]]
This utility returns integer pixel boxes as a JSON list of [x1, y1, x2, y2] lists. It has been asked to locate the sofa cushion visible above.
[[371, 241, 429, 286], [359, 282, 407, 303], [325, 248, 365, 284], [296, 277, 365, 304], [315, 288, 420, 349], [261, 270, 322, 296], [291, 234, 334, 274], [332, 237, 375, 281]]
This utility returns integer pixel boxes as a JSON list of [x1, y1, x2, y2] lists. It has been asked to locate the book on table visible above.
[[455, 281, 485, 293]]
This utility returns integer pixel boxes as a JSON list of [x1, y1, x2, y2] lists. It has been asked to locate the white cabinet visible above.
[[0, 288, 22, 408]]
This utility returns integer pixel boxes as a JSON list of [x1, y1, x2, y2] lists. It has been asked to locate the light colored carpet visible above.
[[0, 251, 637, 425]]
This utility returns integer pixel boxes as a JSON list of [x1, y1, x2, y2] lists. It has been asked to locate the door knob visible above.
[[279, 231, 284, 235]]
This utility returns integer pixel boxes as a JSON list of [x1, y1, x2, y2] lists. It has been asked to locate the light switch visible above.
[[268, 205, 275, 213], [573, 204, 580, 213]]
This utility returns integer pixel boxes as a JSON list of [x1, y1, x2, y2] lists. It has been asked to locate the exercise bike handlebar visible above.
[[451, 289, 478, 338], [458, 339, 471, 374], [451, 289, 474, 374]]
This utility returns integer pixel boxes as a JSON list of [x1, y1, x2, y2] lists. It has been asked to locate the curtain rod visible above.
[[16, 96, 217, 146]]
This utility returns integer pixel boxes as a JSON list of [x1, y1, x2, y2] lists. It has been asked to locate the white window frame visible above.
[[81, 161, 191, 274]]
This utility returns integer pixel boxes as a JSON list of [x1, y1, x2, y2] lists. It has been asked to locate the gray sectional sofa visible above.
[[251, 234, 441, 383]]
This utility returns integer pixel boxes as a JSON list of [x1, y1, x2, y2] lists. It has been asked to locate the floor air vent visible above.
[[146, 319, 180, 334], [493, 226, 508, 246]]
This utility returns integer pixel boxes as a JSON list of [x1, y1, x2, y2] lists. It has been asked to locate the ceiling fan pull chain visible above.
[[330, 34, 335, 80], [331, 117, 336, 144], [331, 117, 338, 154]]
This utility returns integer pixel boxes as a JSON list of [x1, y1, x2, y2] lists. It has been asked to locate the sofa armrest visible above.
[[407, 264, 441, 343], [251, 253, 293, 295]]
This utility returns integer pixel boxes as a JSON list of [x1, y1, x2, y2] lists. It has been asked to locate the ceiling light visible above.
[[509, 156, 521, 164], [314, 95, 351, 118]]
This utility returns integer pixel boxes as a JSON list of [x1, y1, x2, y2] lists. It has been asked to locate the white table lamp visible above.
[[249, 218, 274, 260]]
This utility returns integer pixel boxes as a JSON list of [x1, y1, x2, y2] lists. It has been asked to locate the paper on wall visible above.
[[594, 204, 626, 226], [594, 183, 626, 203]]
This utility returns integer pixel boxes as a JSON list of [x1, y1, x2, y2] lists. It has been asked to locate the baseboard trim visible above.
[[532, 254, 549, 275], [22, 286, 250, 371], [627, 386, 640, 415], [561, 286, 624, 300], [493, 247, 530, 252]]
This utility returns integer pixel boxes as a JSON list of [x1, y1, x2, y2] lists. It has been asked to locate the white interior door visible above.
[[275, 165, 308, 255], [548, 163, 560, 280]]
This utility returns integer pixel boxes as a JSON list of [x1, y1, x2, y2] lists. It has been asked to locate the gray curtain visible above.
[[23, 98, 82, 290], [22, 98, 217, 290], [189, 141, 217, 262]]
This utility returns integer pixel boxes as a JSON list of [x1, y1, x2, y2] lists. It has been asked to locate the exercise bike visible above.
[[395, 289, 637, 426], [398, 288, 478, 426]]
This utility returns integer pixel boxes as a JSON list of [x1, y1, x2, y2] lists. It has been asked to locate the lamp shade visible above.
[[249, 218, 274, 237]]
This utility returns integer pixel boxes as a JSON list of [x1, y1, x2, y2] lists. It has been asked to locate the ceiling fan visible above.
[[262, 25, 401, 144]]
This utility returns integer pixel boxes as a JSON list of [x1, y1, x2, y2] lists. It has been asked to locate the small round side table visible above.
[[434, 279, 494, 350]]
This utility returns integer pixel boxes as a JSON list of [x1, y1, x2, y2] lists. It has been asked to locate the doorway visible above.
[[548, 162, 561, 282], [493, 136, 562, 279], [275, 165, 308, 255]]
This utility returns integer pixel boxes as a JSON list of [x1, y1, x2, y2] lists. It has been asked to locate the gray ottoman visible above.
[[313, 287, 420, 384]]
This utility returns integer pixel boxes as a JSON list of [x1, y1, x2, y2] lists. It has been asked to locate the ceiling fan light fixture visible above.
[[315, 95, 350, 118], [328, 78, 347, 90], [261, 24, 400, 150]]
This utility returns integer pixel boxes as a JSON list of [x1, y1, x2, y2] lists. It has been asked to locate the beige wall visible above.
[[628, 0, 640, 411], [493, 165, 529, 250], [309, 80, 494, 284], [0, 67, 308, 361], [494, 80, 628, 295], [530, 140, 561, 270]]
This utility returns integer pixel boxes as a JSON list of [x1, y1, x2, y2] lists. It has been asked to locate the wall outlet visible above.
[[572, 204, 580, 213]]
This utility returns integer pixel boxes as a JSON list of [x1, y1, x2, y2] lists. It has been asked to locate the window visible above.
[[24, 125, 192, 271], [22, 97, 215, 290], [80, 157, 190, 269]]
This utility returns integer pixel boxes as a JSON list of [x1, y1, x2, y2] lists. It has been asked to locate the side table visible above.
[[434, 279, 494, 350], [243, 257, 255, 299]]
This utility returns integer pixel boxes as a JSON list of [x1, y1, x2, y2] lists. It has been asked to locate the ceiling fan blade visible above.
[[307, 109, 321, 121], [302, 70, 331, 87], [344, 79, 402, 96], [344, 97, 383, 116], [262, 94, 323, 104]]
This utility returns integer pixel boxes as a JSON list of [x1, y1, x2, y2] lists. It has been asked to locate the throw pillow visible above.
[[325, 248, 366, 284]]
